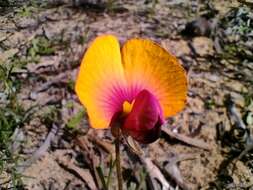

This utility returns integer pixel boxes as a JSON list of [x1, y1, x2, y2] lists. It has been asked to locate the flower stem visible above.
[[115, 137, 123, 190]]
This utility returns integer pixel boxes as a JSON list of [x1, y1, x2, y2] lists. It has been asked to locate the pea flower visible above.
[[75, 35, 187, 144]]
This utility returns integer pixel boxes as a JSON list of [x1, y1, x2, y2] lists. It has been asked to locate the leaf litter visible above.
[[0, 0, 253, 189]]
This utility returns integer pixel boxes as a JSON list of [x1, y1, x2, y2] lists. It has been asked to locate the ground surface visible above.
[[0, 0, 253, 190]]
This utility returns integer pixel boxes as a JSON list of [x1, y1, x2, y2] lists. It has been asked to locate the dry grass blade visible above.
[[17, 124, 58, 173], [162, 127, 211, 151], [164, 154, 197, 190], [87, 134, 114, 155], [56, 154, 97, 190], [0, 48, 18, 62], [141, 157, 174, 190], [75, 136, 103, 189], [34, 73, 69, 93]]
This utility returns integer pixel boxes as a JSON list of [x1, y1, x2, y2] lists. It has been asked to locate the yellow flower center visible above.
[[122, 100, 134, 115]]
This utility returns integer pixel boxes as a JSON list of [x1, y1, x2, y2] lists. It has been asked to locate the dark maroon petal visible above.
[[122, 89, 164, 144]]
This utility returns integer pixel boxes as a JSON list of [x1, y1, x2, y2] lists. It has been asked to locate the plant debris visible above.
[[1, 0, 253, 189]]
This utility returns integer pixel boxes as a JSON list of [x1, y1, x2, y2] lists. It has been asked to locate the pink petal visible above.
[[122, 89, 164, 144]]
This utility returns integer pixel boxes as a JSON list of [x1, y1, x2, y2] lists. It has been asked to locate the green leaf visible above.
[[66, 109, 85, 129], [96, 166, 108, 190], [106, 155, 116, 188], [246, 112, 253, 125]]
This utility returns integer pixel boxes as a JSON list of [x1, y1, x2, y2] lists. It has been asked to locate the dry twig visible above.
[[225, 95, 253, 162], [162, 127, 211, 151], [225, 95, 246, 129]]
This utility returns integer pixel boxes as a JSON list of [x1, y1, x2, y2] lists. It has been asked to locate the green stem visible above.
[[115, 137, 123, 190]]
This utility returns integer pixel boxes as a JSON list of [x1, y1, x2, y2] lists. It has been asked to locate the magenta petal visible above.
[[122, 89, 164, 144]]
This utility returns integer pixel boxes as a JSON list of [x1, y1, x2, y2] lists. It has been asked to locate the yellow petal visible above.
[[75, 35, 127, 129], [121, 38, 187, 117]]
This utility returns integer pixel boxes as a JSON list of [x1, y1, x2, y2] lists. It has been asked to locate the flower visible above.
[[75, 35, 187, 144]]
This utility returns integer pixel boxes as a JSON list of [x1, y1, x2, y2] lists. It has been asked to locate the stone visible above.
[[191, 37, 214, 57]]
